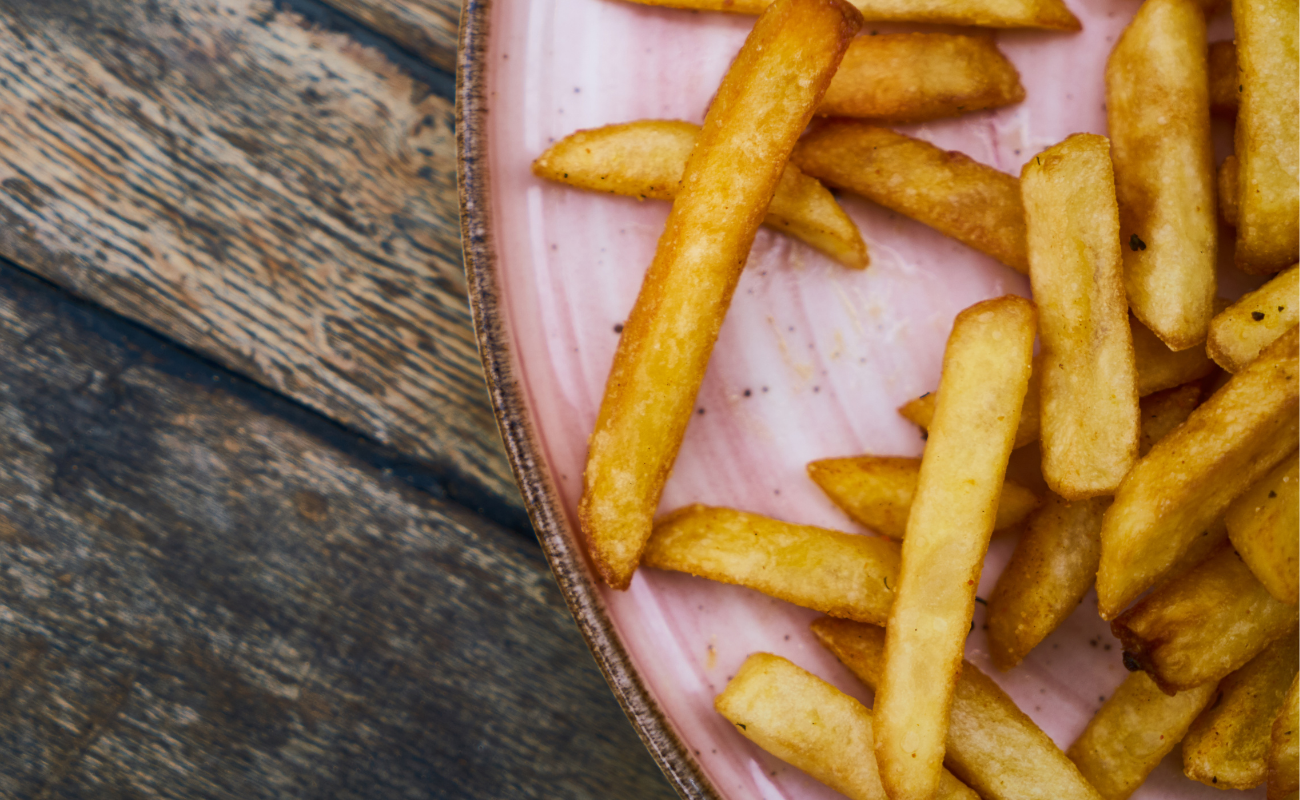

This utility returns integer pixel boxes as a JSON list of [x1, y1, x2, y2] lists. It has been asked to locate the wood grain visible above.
[[316, 0, 460, 72], [0, 262, 673, 800], [0, 0, 522, 523]]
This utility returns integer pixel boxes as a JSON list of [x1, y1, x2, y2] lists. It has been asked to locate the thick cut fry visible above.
[[1233, 0, 1300, 273], [532, 121, 869, 268], [579, 0, 861, 589], [1112, 544, 1300, 694], [1096, 327, 1300, 617], [1107, 0, 1217, 351], [813, 618, 1104, 800], [642, 505, 898, 623], [621, 0, 1079, 29], [1184, 632, 1300, 789], [875, 296, 1036, 800], [986, 385, 1204, 669], [794, 122, 1028, 272], [807, 456, 1039, 539], [1227, 453, 1299, 605], [1067, 670, 1219, 800], [1209, 264, 1300, 372], [1209, 40, 1240, 116], [819, 34, 1024, 122], [1221, 155, 1241, 226], [1270, 675, 1299, 800], [1022, 134, 1139, 499], [714, 653, 978, 800]]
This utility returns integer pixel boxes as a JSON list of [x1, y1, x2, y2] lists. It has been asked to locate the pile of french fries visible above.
[[533, 0, 1299, 795]]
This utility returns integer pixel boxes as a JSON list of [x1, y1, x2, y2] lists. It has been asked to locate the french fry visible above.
[[1208, 40, 1239, 116], [579, 0, 861, 589], [1066, 670, 1219, 800], [1107, 0, 1217, 352], [875, 296, 1036, 800], [1220, 155, 1241, 226], [1226, 453, 1299, 605], [1112, 543, 1300, 694], [819, 34, 1024, 122], [813, 618, 1104, 800], [621, 0, 1080, 30], [1022, 134, 1139, 499], [806, 456, 1039, 539], [642, 505, 898, 624], [1208, 264, 1300, 372], [1269, 675, 1299, 800], [714, 653, 979, 800], [1096, 327, 1299, 618], [793, 122, 1029, 272], [1183, 631, 1300, 789], [1233, 0, 1300, 274], [532, 120, 869, 268], [986, 384, 1203, 669]]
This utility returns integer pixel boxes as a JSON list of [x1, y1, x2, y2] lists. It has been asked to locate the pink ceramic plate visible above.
[[458, 1, 1257, 797]]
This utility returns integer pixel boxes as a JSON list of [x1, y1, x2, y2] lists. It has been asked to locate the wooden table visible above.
[[0, 0, 675, 796]]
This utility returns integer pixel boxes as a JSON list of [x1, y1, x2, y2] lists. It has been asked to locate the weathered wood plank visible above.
[[0, 262, 674, 800], [312, 0, 460, 73], [0, 0, 522, 524]]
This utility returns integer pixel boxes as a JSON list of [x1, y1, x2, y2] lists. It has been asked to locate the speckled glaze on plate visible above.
[[456, 1, 1254, 797]]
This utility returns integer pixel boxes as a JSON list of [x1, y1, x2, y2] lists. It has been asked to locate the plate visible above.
[[457, 1, 1254, 797]]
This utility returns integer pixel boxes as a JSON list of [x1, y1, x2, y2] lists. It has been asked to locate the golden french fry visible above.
[[532, 120, 869, 268], [642, 505, 898, 623], [1209, 40, 1239, 116], [1233, 0, 1300, 274], [1096, 327, 1299, 618], [1208, 264, 1300, 372], [1112, 543, 1299, 694], [579, 0, 861, 589], [1067, 670, 1219, 800], [813, 618, 1104, 800], [806, 455, 1039, 539], [819, 34, 1023, 122], [794, 121, 1028, 272], [1184, 631, 1300, 789], [1226, 453, 1299, 605], [1022, 134, 1139, 499], [986, 385, 1204, 669], [620, 0, 1079, 29], [1220, 155, 1241, 227], [714, 653, 978, 800], [1107, 0, 1217, 351], [1270, 675, 1299, 800], [875, 296, 1036, 800]]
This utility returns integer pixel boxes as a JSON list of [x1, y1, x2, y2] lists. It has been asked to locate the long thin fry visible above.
[[579, 0, 861, 589], [1208, 264, 1299, 372], [875, 296, 1036, 800], [1096, 327, 1299, 618], [1226, 453, 1299, 605], [620, 0, 1080, 29]]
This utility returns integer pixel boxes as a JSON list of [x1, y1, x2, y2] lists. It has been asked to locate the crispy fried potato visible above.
[[1022, 134, 1139, 499], [794, 121, 1028, 272], [1209, 264, 1300, 372], [642, 505, 898, 623], [1184, 631, 1300, 789], [819, 34, 1024, 122], [1226, 453, 1299, 605], [806, 455, 1039, 539], [1107, 0, 1217, 352], [875, 296, 1036, 800], [714, 653, 978, 800], [1220, 155, 1241, 227], [1112, 543, 1300, 694], [1270, 675, 1299, 800], [579, 0, 861, 589], [1136, 384, 1204, 457], [1209, 40, 1240, 116], [532, 120, 869, 268], [1067, 670, 1219, 800], [621, 0, 1079, 29], [813, 618, 1104, 800], [1096, 327, 1299, 617], [1233, 0, 1300, 273]]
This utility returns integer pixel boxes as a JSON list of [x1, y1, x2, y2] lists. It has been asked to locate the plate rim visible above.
[[455, 2, 723, 798]]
